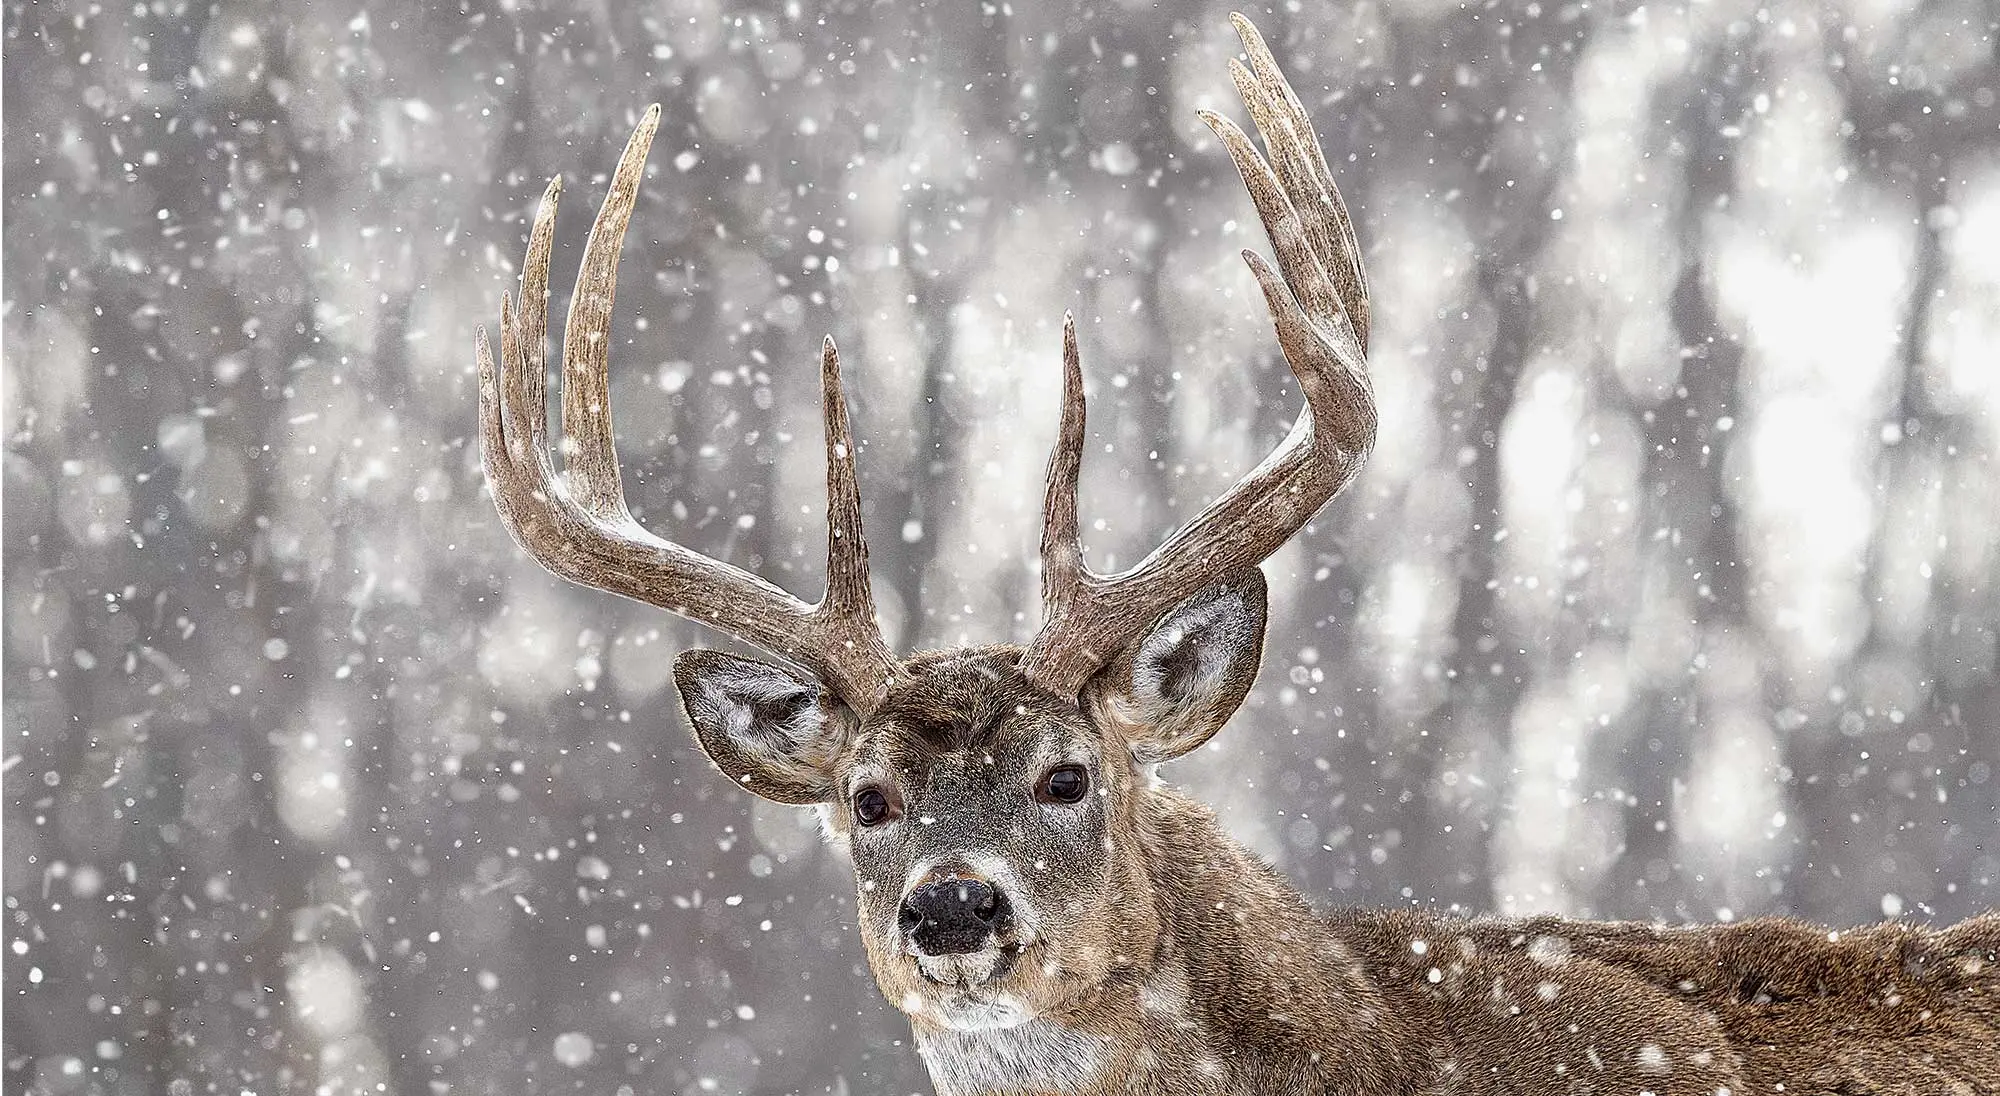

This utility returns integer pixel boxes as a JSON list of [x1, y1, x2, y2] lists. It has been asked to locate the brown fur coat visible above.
[[994, 788, 2000, 1095]]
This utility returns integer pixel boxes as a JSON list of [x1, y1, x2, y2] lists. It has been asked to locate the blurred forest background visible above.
[[5, 0, 1997, 1093]]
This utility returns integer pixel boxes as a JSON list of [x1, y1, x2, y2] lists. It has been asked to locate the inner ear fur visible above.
[[1083, 568, 1269, 763], [673, 649, 852, 805]]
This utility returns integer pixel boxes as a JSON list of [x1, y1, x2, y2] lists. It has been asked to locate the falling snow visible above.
[[5, 2, 1999, 1095]]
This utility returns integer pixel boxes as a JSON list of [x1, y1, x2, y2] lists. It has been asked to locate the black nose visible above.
[[899, 877, 1007, 956]]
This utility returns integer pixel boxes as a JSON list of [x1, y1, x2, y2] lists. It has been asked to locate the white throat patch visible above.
[[918, 1019, 1107, 1096]]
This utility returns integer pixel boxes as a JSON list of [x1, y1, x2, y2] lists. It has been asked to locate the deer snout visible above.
[[900, 876, 1010, 956]]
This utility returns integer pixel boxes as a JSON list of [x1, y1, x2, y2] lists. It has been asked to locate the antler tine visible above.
[[514, 176, 561, 461], [1020, 14, 1376, 696], [561, 105, 659, 519], [1226, 12, 1370, 351], [476, 107, 896, 714], [1039, 312, 1087, 616], [819, 336, 875, 618]]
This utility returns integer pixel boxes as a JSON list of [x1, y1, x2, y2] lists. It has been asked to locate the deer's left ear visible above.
[[674, 650, 849, 805], [1083, 569, 1268, 763]]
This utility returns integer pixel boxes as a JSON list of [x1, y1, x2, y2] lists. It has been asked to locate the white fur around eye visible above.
[[813, 803, 855, 860]]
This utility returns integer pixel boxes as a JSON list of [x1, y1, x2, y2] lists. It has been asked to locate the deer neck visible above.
[[1125, 786, 1379, 1049]]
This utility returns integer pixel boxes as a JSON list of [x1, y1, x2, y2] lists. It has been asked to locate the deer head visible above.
[[476, 13, 1371, 1038]]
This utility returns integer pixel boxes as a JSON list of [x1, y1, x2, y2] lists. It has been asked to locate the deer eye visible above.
[[853, 786, 896, 827], [1039, 765, 1089, 804]]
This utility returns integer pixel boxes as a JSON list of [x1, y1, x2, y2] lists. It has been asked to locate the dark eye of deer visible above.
[[1040, 765, 1089, 804], [854, 786, 894, 826]]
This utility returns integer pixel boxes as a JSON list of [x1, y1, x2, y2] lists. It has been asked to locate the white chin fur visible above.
[[916, 947, 1006, 988], [920, 990, 1033, 1032], [904, 946, 1035, 1032]]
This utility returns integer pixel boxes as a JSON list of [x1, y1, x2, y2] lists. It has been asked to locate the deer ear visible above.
[[1084, 570, 1268, 763], [673, 650, 847, 805]]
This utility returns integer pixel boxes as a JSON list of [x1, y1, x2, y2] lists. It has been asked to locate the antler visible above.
[[475, 105, 897, 714], [1022, 14, 1376, 696]]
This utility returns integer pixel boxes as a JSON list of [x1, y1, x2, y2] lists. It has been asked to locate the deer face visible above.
[[673, 571, 1268, 1031]]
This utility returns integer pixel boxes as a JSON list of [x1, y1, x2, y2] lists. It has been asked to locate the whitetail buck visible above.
[[477, 14, 2000, 1095]]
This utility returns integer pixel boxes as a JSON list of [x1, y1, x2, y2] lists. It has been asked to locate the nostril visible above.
[[950, 881, 997, 919], [971, 882, 1000, 922], [901, 877, 1008, 955]]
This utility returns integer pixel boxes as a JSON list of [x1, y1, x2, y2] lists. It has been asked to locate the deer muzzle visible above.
[[901, 874, 1012, 958]]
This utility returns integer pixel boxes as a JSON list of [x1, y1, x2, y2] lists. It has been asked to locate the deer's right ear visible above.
[[673, 650, 847, 805], [1083, 569, 1268, 764]]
